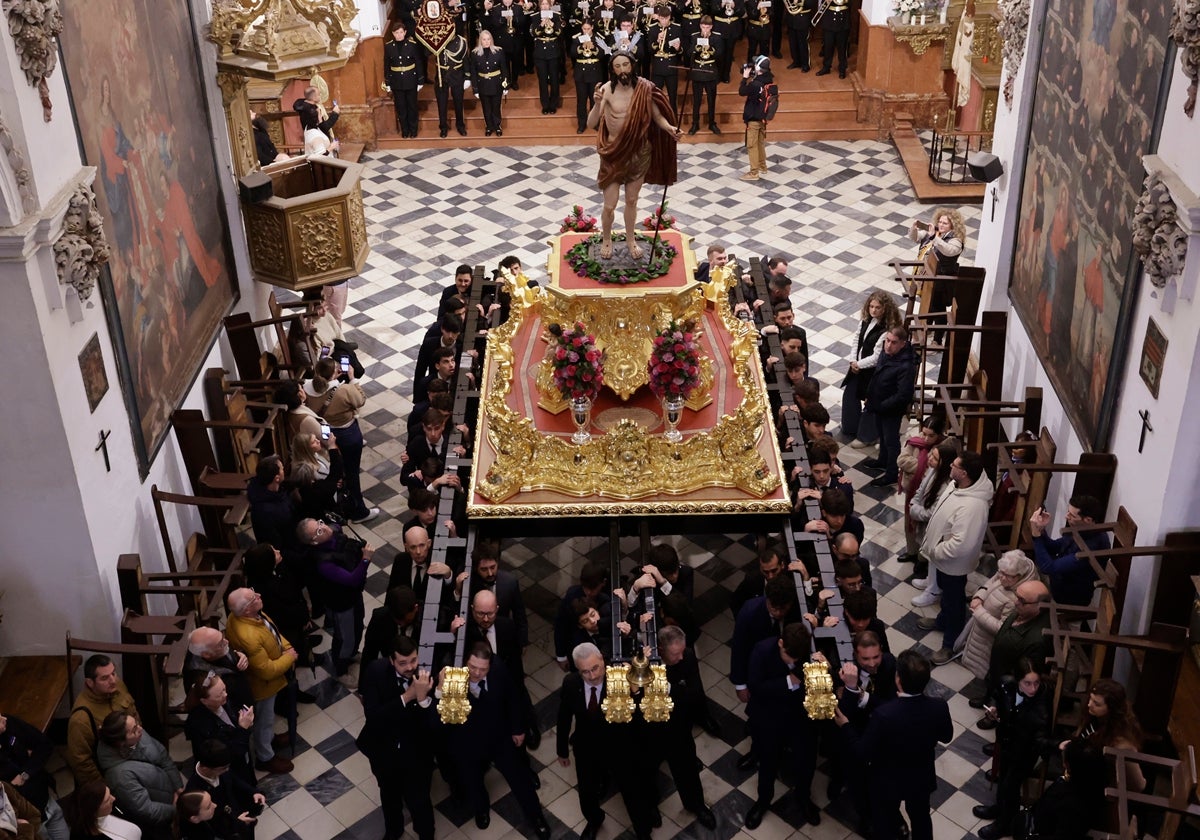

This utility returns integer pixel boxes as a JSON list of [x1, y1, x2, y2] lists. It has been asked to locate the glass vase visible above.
[[571, 396, 593, 444], [662, 396, 684, 443]]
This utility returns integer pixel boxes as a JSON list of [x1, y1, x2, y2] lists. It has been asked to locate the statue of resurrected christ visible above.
[[587, 53, 681, 260]]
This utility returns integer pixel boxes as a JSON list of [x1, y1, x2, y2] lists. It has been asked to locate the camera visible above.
[[742, 62, 754, 72], [247, 801, 264, 818]]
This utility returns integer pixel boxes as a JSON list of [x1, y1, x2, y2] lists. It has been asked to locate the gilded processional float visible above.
[[465, 223, 791, 517]]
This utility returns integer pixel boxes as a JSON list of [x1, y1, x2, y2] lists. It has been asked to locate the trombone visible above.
[[812, 0, 830, 24]]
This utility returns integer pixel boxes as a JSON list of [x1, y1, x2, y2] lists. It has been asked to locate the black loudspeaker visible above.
[[967, 151, 1004, 183], [239, 172, 273, 203]]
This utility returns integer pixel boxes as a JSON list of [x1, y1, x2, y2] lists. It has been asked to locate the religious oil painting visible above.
[[60, 0, 238, 473], [1009, 0, 1171, 449]]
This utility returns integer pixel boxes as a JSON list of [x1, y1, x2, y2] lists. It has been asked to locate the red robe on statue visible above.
[[596, 77, 677, 191]]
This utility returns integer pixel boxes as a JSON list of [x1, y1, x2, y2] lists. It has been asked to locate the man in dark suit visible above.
[[744, 622, 821, 829], [729, 546, 786, 619], [622, 546, 701, 647], [454, 538, 529, 646], [387, 524, 454, 599], [834, 649, 954, 840], [452, 590, 539, 746], [828, 630, 897, 810], [437, 264, 475, 317], [655, 626, 717, 829], [357, 635, 436, 840], [401, 407, 461, 490], [361, 586, 421, 664], [556, 642, 657, 840], [412, 312, 463, 390], [730, 575, 803, 772], [730, 575, 802, 704], [442, 644, 550, 838], [553, 561, 610, 668]]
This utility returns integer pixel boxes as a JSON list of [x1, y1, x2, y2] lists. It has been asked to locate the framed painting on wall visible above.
[[59, 0, 239, 476], [1007, 0, 1172, 450]]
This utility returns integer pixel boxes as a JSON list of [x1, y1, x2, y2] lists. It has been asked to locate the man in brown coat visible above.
[[67, 655, 140, 786]]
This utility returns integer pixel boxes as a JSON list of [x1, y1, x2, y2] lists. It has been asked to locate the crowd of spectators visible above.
[[0, 250, 1146, 840]]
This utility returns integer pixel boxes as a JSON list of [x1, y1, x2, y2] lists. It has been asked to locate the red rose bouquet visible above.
[[548, 322, 605, 401], [647, 319, 701, 400], [559, 205, 598, 233]]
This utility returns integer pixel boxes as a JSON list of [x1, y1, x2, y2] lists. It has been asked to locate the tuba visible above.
[[784, 0, 803, 14]]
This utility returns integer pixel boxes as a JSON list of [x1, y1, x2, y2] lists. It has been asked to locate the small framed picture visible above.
[[79, 332, 109, 413], [1139, 317, 1167, 399]]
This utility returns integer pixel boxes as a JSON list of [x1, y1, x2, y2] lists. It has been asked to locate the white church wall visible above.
[[972, 2, 1200, 636], [0, 5, 263, 654]]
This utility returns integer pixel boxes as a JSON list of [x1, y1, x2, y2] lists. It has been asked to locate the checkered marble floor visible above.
[[53, 141, 987, 839]]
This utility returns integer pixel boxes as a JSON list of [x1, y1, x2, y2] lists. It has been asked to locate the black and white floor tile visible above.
[[53, 139, 986, 839]]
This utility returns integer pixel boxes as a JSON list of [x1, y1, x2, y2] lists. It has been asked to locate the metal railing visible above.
[[926, 127, 993, 184]]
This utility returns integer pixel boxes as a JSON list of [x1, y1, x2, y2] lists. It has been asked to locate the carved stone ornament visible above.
[[1171, 0, 1200, 118], [53, 183, 111, 303], [1132, 171, 1189, 290], [0, 115, 35, 215], [2, 0, 64, 122], [997, 0, 1031, 110]]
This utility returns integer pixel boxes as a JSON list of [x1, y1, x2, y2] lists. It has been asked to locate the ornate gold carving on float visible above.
[[803, 661, 838, 720], [473, 237, 782, 507], [601, 664, 636, 723], [437, 666, 471, 724]]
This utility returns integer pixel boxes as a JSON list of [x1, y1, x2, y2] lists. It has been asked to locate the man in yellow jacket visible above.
[[225, 588, 298, 774], [67, 655, 139, 786]]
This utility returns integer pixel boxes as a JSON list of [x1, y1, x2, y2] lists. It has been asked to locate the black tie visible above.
[[478, 679, 488, 698], [413, 567, 426, 592], [588, 686, 600, 713], [771, 618, 780, 636]]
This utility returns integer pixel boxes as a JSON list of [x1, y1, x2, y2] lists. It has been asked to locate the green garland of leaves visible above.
[[565, 233, 678, 285]]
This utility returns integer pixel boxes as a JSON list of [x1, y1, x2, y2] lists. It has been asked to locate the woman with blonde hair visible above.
[[909, 208, 967, 326], [289, 431, 344, 520], [841, 289, 903, 445], [908, 207, 967, 277]]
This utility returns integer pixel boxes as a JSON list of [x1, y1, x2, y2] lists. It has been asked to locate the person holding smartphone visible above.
[[305, 358, 378, 524]]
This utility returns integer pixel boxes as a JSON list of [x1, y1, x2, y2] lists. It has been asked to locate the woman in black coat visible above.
[[184, 674, 256, 789], [973, 658, 1055, 839]]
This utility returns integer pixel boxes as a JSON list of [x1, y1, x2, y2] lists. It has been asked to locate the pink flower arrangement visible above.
[[548, 321, 605, 401], [641, 201, 677, 231], [647, 319, 701, 400], [559, 205, 598, 233]]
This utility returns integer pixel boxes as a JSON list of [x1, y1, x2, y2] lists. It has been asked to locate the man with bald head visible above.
[[976, 581, 1052, 732], [225, 588, 297, 774], [453, 590, 538, 746], [185, 626, 252, 710], [388, 523, 453, 600]]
